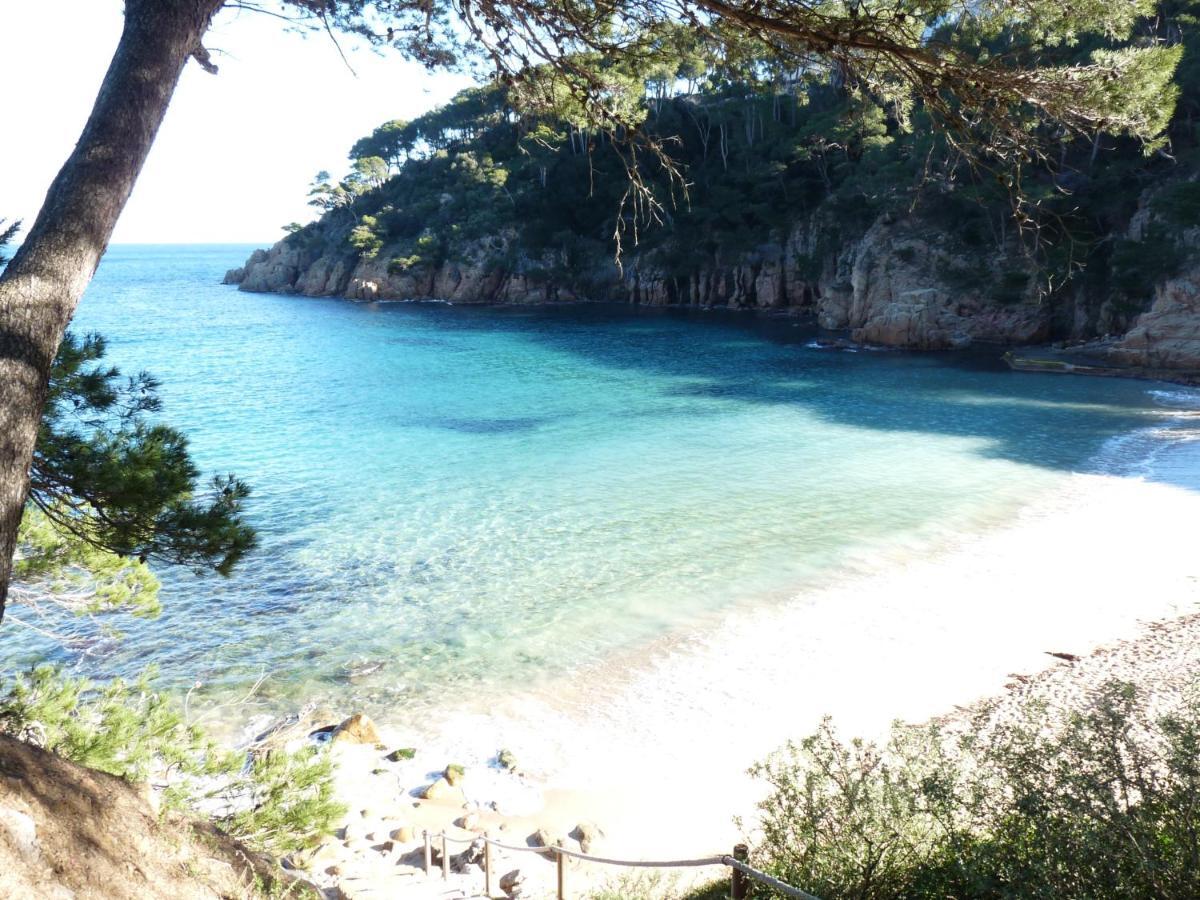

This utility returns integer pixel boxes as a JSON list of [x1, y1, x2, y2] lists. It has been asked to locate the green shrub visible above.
[[387, 254, 423, 274], [1153, 181, 1200, 228], [348, 215, 383, 259], [749, 719, 953, 899], [219, 745, 345, 854], [749, 681, 1200, 899], [1110, 225, 1183, 297], [588, 873, 729, 899], [14, 506, 162, 621]]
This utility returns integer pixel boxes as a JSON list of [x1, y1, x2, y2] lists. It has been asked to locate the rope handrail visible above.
[[423, 829, 822, 899], [433, 829, 726, 866], [723, 855, 822, 900]]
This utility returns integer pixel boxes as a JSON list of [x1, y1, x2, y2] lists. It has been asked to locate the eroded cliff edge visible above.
[[226, 189, 1200, 375]]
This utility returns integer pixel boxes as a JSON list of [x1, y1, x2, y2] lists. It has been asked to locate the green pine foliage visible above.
[[287, 0, 1183, 178], [31, 331, 257, 577], [1, 220, 255, 623], [220, 746, 346, 854], [0, 665, 345, 855], [0, 218, 18, 266], [0, 665, 215, 783], [8, 330, 257, 632], [14, 505, 161, 618]]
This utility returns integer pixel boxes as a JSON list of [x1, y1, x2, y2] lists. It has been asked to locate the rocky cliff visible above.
[[1100, 271, 1200, 370], [226, 193, 1199, 374], [1086, 210, 1200, 372], [227, 210, 1060, 348]]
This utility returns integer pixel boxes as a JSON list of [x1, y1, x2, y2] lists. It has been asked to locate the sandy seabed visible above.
[[292, 433, 1200, 899]]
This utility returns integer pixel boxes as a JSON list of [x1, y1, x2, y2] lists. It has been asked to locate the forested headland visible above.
[[230, 3, 1200, 369]]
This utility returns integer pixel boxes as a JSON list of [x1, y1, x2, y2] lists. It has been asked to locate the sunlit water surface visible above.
[[3, 244, 1197, 725]]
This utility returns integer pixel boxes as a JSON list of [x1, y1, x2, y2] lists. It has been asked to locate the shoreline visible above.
[[269, 445, 1200, 898], [247, 283, 1200, 388]]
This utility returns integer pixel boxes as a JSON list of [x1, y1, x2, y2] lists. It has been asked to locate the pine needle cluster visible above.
[[0, 665, 345, 855]]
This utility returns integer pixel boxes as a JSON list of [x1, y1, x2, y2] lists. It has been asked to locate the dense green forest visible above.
[[273, 3, 1199, 336]]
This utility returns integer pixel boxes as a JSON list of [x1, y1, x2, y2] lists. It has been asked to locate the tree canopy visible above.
[[2, 217, 256, 629], [29, 331, 256, 577], [9, 328, 257, 630], [269, 0, 1182, 176]]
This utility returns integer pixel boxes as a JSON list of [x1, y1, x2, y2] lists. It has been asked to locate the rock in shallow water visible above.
[[331, 713, 381, 746], [420, 778, 456, 801]]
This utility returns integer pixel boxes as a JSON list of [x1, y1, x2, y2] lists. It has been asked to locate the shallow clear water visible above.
[[1, 244, 1194, 721]]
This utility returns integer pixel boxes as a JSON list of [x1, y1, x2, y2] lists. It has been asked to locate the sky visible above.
[[0, 1, 474, 244]]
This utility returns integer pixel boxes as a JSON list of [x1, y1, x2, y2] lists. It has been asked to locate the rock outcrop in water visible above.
[[225, 206, 1060, 352], [999, 191, 1200, 376], [227, 240, 576, 305], [227, 213, 1200, 374], [1083, 211, 1200, 372], [1102, 271, 1200, 371]]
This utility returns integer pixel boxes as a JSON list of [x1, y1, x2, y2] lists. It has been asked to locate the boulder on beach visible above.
[[451, 837, 486, 873], [497, 749, 518, 771], [444, 763, 466, 785], [385, 747, 416, 762], [331, 713, 382, 746], [388, 825, 416, 843], [528, 827, 565, 851], [500, 868, 526, 897], [571, 821, 604, 854], [456, 811, 481, 831], [282, 839, 335, 873], [421, 777, 457, 801]]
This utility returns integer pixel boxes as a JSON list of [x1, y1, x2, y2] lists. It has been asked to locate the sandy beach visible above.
[[271, 435, 1200, 899]]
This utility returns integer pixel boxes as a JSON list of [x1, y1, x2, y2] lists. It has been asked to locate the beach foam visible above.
[[298, 389, 1200, 897], [375, 393, 1200, 868]]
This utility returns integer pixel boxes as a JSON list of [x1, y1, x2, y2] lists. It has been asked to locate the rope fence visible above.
[[422, 829, 821, 900]]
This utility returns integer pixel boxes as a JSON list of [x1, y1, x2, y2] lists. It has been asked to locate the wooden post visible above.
[[423, 831, 431, 876], [484, 836, 493, 898], [556, 847, 566, 900], [442, 833, 450, 880], [731, 843, 749, 900]]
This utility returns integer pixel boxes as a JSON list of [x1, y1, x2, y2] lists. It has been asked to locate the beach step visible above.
[[334, 870, 485, 899]]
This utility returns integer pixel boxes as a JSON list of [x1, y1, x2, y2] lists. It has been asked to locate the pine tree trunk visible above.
[[0, 0, 223, 625]]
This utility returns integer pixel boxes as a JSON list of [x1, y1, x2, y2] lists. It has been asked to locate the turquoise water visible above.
[[1, 244, 1192, 720]]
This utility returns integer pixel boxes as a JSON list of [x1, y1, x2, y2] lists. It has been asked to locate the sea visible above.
[[3, 243, 1199, 743]]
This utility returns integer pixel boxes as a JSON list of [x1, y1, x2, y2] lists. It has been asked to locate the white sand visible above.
[[299, 419, 1200, 898]]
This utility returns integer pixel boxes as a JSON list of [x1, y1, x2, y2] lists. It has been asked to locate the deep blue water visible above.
[[1, 244, 1194, 720]]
